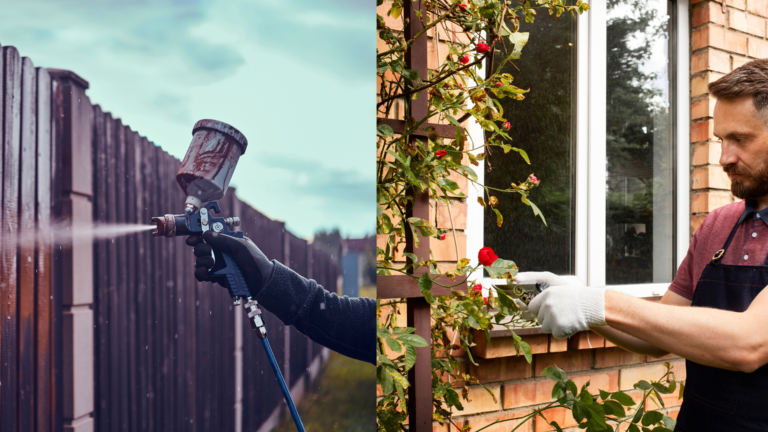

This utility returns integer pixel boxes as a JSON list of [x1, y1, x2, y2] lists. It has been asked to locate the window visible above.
[[466, 0, 690, 295]]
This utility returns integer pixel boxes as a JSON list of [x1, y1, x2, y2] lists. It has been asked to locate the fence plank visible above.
[[35, 66, 52, 432], [124, 127, 139, 432], [114, 118, 128, 431], [1, 45, 22, 432], [18, 55, 37, 432], [141, 136, 155, 431]]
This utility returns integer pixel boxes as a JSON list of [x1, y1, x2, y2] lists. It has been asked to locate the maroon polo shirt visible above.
[[669, 201, 768, 301]]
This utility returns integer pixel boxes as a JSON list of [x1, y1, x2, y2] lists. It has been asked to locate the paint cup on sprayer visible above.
[[176, 119, 248, 213]]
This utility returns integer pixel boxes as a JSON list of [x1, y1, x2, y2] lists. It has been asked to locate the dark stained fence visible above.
[[0, 41, 340, 432]]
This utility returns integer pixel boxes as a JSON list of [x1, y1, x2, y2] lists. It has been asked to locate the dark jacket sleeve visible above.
[[255, 260, 376, 365]]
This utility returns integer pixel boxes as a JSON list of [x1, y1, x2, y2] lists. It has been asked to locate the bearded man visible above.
[[517, 59, 768, 431]]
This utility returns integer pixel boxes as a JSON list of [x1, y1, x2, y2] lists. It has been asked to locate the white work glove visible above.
[[514, 271, 584, 287], [512, 272, 583, 322], [528, 285, 607, 339]]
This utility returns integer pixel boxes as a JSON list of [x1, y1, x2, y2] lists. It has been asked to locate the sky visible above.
[[0, 0, 373, 239]]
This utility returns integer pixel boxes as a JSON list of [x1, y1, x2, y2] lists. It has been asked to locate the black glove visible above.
[[186, 230, 275, 297]]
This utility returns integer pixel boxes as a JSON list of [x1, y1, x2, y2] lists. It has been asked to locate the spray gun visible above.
[[151, 120, 305, 432]]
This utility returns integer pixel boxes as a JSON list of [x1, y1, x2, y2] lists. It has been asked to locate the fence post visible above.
[[49, 69, 95, 432], [282, 229, 291, 397]]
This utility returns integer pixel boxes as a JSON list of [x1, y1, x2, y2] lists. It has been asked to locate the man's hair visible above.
[[709, 59, 768, 121]]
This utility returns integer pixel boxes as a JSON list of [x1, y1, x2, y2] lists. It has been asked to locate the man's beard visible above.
[[723, 161, 768, 201]]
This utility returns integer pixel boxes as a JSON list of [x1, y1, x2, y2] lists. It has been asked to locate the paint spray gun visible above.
[[150, 120, 306, 432]]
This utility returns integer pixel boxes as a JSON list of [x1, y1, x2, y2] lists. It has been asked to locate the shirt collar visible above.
[[744, 201, 768, 226]]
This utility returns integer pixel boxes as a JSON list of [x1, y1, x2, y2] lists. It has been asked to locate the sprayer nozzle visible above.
[[151, 214, 177, 237]]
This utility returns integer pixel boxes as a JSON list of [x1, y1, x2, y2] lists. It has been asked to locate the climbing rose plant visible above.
[[375, 0, 683, 431]]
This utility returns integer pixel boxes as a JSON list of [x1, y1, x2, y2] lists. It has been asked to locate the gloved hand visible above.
[[514, 271, 584, 287], [186, 230, 274, 297], [528, 285, 606, 339]]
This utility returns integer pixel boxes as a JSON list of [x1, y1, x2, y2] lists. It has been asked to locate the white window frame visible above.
[[466, 0, 690, 297]]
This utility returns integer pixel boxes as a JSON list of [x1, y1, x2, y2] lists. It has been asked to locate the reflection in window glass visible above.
[[485, 12, 576, 275], [606, 0, 675, 284]]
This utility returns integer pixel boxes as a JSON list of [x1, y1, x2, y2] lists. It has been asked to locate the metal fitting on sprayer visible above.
[[243, 297, 267, 339]]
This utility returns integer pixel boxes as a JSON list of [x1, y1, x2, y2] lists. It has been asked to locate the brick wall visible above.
[[428, 330, 685, 432], [690, 0, 768, 231]]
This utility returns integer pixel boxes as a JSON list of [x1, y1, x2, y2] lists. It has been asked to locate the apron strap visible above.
[[712, 209, 752, 265]]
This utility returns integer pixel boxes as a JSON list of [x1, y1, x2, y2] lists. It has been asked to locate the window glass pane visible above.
[[485, 12, 576, 275], [605, 0, 674, 284]]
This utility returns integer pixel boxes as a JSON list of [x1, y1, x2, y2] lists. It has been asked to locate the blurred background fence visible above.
[[0, 42, 338, 432]]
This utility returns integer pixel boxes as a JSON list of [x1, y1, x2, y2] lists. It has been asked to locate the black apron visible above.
[[676, 210, 768, 431]]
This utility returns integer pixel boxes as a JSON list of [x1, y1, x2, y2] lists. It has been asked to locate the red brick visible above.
[[692, 49, 732, 73], [619, 362, 685, 391], [534, 406, 578, 431], [691, 71, 726, 96], [691, 95, 716, 119], [691, 119, 715, 142], [571, 370, 620, 394], [692, 166, 730, 190], [691, 191, 734, 213], [594, 347, 645, 368], [748, 36, 768, 58], [746, 14, 767, 37], [692, 141, 722, 165], [693, 2, 726, 26], [548, 335, 568, 353], [430, 201, 467, 230], [455, 409, 533, 432], [503, 378, 555, 408], [472, 332, 549, 359], [733, 54, 751, 70], [457, 383, 502, 415], [748, 0, 768, 17], [568, 331, 605, 350], [468, 356, 533, 383], [667, 407, 681, 420], [692, 214, 707, 232], [431, 232, 467, 261], [693, 26, 746, 55], [534, 350, 591, 376]]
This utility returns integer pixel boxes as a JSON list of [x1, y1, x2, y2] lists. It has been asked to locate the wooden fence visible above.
[[0, 42, 337, 432]]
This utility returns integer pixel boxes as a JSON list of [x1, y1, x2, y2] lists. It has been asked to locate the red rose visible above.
[[458, 3, 468, 12], [496, 82, 502, 87], [483, 297, 488, 305], [476, 43, 489, 54], [459, 55, 470, 65], [472, 283, 482, 292], [435, 150, 448, 159], [502, 122, 510, 130], [458, 83, 463, 87], [439, 233, 446, 240], [452, 344, 461, 350], [531, 175, 538, 184], [478, 247, 498, 266]]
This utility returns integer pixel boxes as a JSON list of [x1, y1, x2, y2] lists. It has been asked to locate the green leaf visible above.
[[652, 382, 672, 394], [492, 208, 503, 227], [417, 273, 435, 303], [542, 366, 564, 382], [397, 333, 429, 347], [444, 387, 463, 410], [404, 345, 416, 371], [385, 336, 402, 353], [572, 402, 586, 423], [517, 340, 533, 363], [641, 411, 664, 427], [549, 421, 563, 432], [495, 288, 515, 309], [511, 147, 531, 164], [634, 380, 652, 391], [632, 407, 645, 424], [377, 124, 395, 137], [380, 365, 395, 394], [583, 402, 607, 428], [603, 400, 626, 418], [552, 381, 566, 400], [628, 424, 641, 432], [599, 389, 611, 401], [508, 32, 530, 59], [437, 178, 461, 192], [662, 416, 676, 429], [390, 3, 402, 18], [521, 196, 547, 225], [611, 391, 637, 406]]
